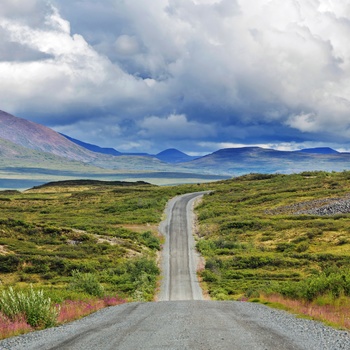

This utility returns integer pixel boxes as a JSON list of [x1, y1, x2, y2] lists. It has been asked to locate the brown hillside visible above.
[[0, 110, 99, 162]]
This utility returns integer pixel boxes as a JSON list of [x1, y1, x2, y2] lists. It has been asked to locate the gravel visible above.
[[0, 301, 350, 350], [265, 194, 350, 216], [295, 196, 350, 216]]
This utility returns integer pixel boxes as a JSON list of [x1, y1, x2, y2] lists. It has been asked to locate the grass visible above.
[[0, 180, 205, 338], [0, 313, 33, 340], [195, 171, 350, 328], [0, 294, 126, 340], [3, 172, 350, 334], [260, 294, 350, 330], [57, 295, 126, 324]]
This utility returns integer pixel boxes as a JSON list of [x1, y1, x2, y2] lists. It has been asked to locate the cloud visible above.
[[286, 113, 320, 133], [114, 35, 140, 56], [0, 3, 151, 122], [1, 0, 350, 153], [139, 114, 216, 140]]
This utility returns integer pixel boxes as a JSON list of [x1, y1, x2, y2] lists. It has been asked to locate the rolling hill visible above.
[[180, 147, 350, 175], [155, 149, 198, 163], [62, 134, 197, 164], [2, 109, 350, 189], [0, 110, 97, 162], [0, 110, 173, 171], [61, 134, 122, 156], [0, 110, 225, 189], [297, 147, 339, 154]]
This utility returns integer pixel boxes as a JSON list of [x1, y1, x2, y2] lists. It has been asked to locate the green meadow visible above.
[[195, 171, 350, 327], [196, 172, 350, 298], [0, 180, 201, 304], [1, 172, 350, 333]]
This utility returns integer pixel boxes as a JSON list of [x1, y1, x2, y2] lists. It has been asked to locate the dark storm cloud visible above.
[[1, 0, 350, 153]]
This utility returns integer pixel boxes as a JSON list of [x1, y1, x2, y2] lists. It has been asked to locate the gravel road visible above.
[[1, 192, 350, 350], [158, 192, 206, 301]]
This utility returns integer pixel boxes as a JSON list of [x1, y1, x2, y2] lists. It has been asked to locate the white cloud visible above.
[[47, 6, 70, 34], [1, 0, 350, 152], [53, 118, 122, 148], [286, 113, 320, 133], [0, 5, 151, 118], [115, 35, 140, 56], [139, 114, 216, 139]]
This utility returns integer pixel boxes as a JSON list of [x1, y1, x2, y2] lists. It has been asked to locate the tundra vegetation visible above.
[[195, 171, 350, 329], [1, 172, 350, 338], [0, 180, 201, 338]]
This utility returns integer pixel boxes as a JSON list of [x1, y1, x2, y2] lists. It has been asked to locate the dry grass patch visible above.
[[261, 294, 350, 330]]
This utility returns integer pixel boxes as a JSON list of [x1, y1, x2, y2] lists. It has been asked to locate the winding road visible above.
[[1, 192, 350, 350]]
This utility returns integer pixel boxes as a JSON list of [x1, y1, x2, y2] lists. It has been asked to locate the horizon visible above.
[[61, 129, 346, 156], [1, 1, 350, 154]]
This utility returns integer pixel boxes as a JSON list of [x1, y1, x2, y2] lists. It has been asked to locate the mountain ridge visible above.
[[0, 110, 175, 172], [1, 110, 350, 184], [0, 110, 98, 162], [61, 134, 122, 156], [61, 133, 197, 164], [297, 147, 339, 154]]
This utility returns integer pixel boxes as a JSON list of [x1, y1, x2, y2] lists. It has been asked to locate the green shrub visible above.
[[278, 271, 350, 301], [0, 255, 21, 272], [295, 241, 309, 253], [201, 270, 219, 282], [69, 270, 104, 297], [0, 286, 58, 328], [141, 231, 160, 250]]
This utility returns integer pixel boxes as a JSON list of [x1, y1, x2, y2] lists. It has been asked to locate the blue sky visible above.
[[1, 0, 350, 154]]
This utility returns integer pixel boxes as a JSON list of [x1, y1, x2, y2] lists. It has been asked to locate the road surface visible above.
[[158, 191, 206, 301], [1, 192, 349, 350]]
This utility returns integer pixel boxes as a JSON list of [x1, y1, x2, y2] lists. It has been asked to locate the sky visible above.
[[0, 0, 350, 155]]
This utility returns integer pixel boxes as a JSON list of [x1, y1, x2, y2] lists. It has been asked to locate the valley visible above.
[[1, 176, 350, 348], [2, 111, 350, 346], [2, 110, 350, 190]]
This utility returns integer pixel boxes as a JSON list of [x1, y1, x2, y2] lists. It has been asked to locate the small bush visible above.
[[0, 286, 58, 328], [201, 270, 219, 282], [295, 241, 309, 253], [141, 231, 160, 250], [69, 270, 104, 297]]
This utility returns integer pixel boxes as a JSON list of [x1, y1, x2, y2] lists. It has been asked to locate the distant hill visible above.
[[2, 109, 350, 186], [0, 110, 172, 172], [180, 146, 350, 175], [0, 110, 97, 162], [155, 149, 198, 163], [61, 134, 121, 156], [0, 136, 110, 185], [0, 110, 223, 189], [62, 135, 196, 163], [297, 147, 339, 154], [32, 179, 152, 189]]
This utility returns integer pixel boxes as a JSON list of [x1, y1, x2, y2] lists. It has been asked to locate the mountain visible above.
[[0, 110, 226, 189], [61, 134, 121, 156], [0, 135, 115, 189], [61, 132, 155, 157], [180, 147, 350, 175], [0, 110, 172, 171], [2, 109, 350, 188], [155, 149, 198, 163], [62, 135, 196, 162], [0, 110, 98, 162], [297, 147, 339, 154]]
